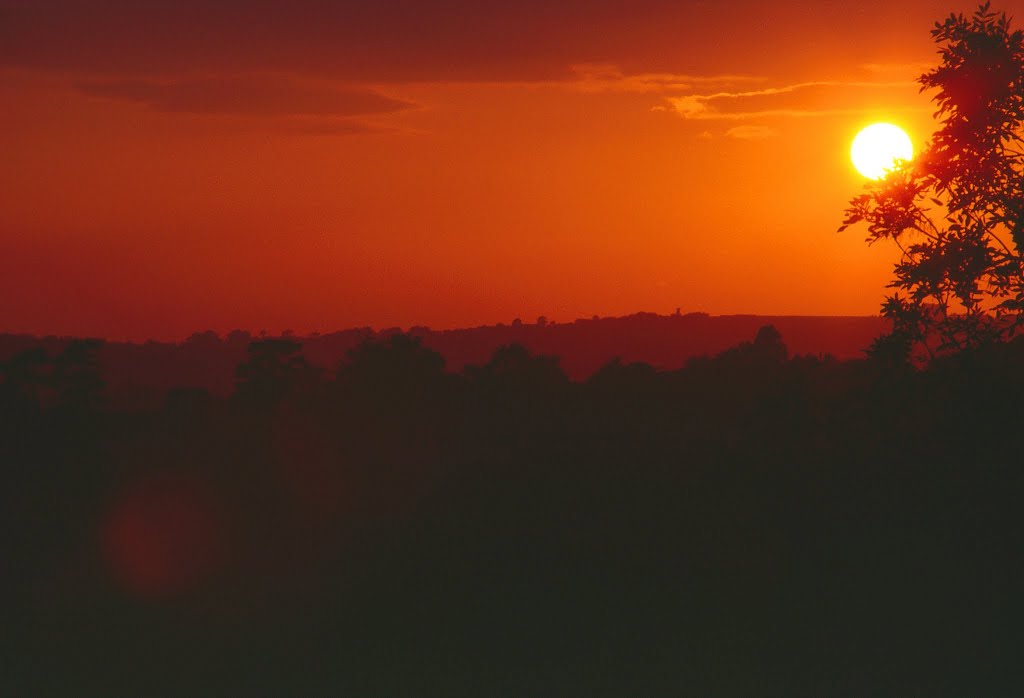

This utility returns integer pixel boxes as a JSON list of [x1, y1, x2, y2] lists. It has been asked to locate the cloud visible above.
[[861, 62, 933, 78], [724, 125, 776, 140], [565, 64, 763, 94], [666, 82, 831, 119], [0, 0, 949, 85], [663, 80, 916, 121], [74, 75, 412, 116], [0, 0, 708, 82]]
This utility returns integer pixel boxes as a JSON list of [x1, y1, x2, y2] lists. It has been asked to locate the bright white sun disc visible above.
[[851, 123, 913, 179]]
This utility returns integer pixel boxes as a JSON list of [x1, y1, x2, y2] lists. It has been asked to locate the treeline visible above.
[[0, 312, 889, 406], [4, 326, 1024, 696]]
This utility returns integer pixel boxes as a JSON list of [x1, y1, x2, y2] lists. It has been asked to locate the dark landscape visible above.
[[5, 318, 1024, 695]]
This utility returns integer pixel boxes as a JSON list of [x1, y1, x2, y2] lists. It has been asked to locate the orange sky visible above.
[[0, 0, 974, 340]]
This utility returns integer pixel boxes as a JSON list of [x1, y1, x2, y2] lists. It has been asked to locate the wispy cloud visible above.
[[861, 62, 933, 78], [724, 125, 776, 140], [662, 79, 915, 121], [565, 64, 763, 94]]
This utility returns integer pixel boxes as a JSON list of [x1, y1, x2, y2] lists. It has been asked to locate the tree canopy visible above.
[[840, 2, 1024, 360]]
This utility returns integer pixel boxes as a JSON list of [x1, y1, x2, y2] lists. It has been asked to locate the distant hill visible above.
[[0, 312, 888, 407], [402, 312, 888, 379]]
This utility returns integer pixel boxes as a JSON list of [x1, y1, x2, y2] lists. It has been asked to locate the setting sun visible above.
[[851, 123, 913, 179]]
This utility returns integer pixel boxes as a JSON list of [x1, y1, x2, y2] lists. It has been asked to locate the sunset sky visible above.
[[0, 0, 969, 340]]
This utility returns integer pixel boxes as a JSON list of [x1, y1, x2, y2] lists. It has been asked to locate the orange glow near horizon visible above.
[[0, 0, 957, 341]]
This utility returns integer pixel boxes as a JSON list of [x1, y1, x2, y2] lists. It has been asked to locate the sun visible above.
[[851, 123, 913, 179]]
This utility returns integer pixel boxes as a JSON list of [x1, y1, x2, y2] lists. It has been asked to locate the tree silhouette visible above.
[[840, 2, 1024, 359], [53, 339, 106, 410], [465, 342, 568, 394], [0, 347, 54, 410], [233, 338, 318, 409], [713, 323, 789, 369], [335, 333, 447, 402]]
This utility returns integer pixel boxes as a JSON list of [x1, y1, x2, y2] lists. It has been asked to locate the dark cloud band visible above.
[[74, 75, 412, 116], [0, 0, 955, 83]]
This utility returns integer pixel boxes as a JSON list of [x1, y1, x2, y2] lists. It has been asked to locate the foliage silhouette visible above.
[[0, 346, 53, 410], [4, 322, 1024, 695], [716, 322, 789, 367], [841, 2, 1024, 359], [53, 339, 106, 410], [335, 332, 448, 403], [233, 337, 319, 410], [464, 342, 568, 391], [0, 340, 107, 412]]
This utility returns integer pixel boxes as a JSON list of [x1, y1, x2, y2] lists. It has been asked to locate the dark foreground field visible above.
[[5, 326, 1024, 696]]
